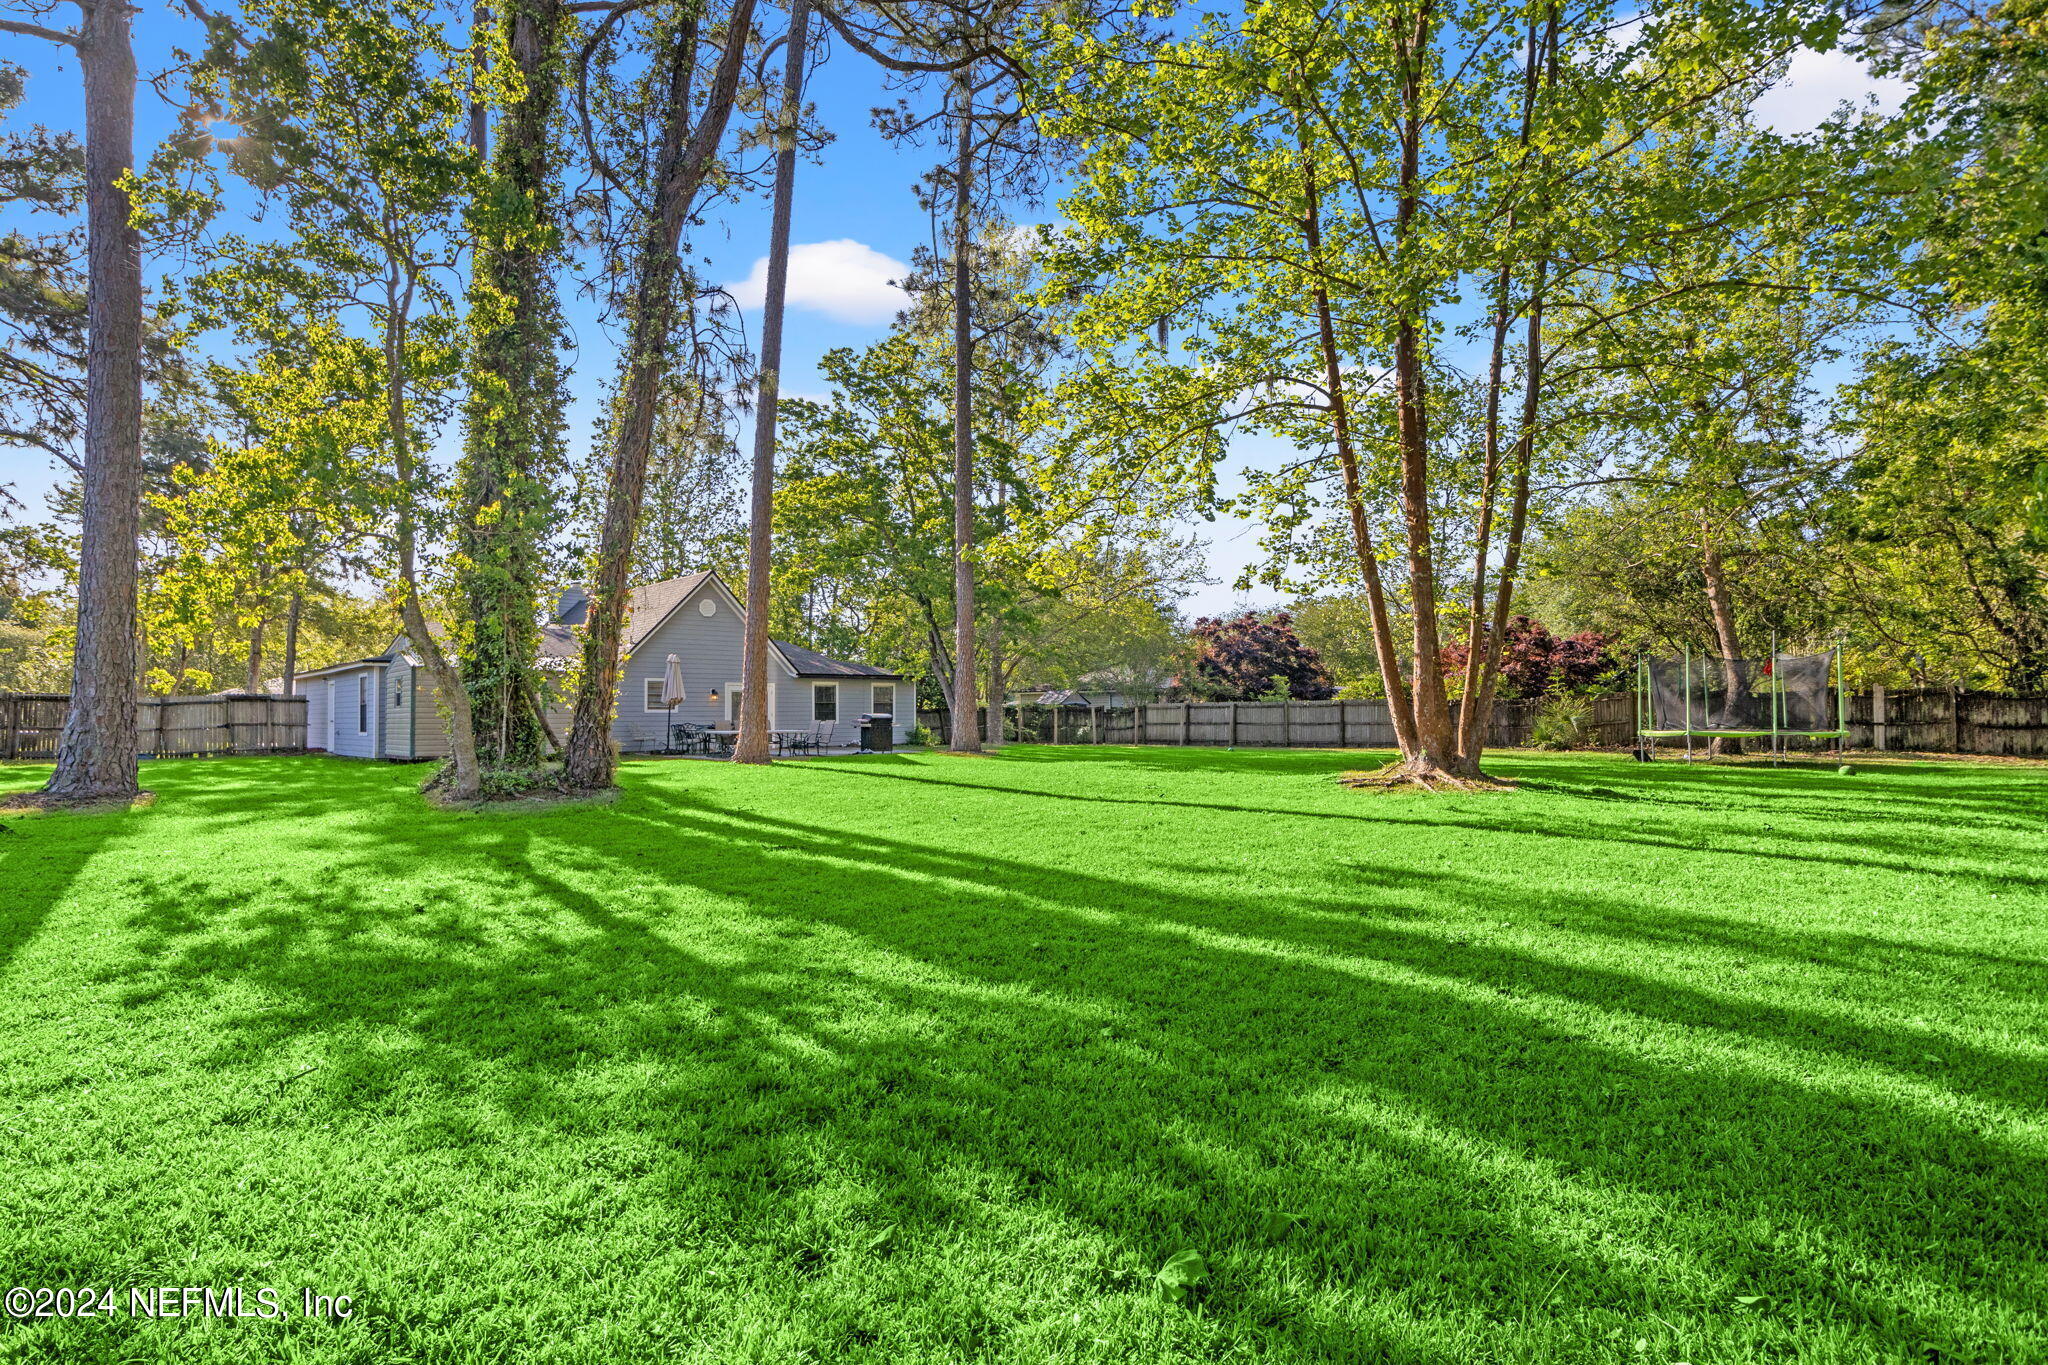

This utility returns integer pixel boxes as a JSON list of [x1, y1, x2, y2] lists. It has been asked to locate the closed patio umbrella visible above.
[[661, 654, 687, 708], [661, 655, 686, 752]]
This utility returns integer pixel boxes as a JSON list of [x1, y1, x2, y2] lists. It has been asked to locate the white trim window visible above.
[[357, 675, 369, 734], [870, 683, 896, 718], [812, 682, 838, 722], [644, 678, 669, 712]]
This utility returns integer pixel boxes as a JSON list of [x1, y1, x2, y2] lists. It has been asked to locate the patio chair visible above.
[[810, 722, 837, 752], [670, 721, 712, 755]]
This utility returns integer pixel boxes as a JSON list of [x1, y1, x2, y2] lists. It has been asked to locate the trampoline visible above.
[[1636, 643, 1846, 761]]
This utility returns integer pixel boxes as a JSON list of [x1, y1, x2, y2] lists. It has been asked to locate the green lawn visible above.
[[1, 748, 2042, 1364]]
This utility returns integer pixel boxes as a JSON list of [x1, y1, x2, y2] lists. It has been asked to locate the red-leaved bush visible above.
[[1187, 612, 1338, 701], [1440, 615, 1617, 699]]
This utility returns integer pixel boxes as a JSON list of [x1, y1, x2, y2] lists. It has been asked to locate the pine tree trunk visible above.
[[734, 0, 811, 766], [457, 0, 565, 771], [43, 0, 142, 803], [947, 70, 981, 754], [564, 2, 758, 789]]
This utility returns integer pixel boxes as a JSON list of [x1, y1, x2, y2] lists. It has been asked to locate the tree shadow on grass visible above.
[[0, 767, 147, 979], [85, 769, 2048, 1361], [792, 756, 2048, 897], [974, 743, 2048, 826]]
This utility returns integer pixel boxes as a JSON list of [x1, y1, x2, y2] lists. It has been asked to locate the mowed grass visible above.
[[0, 747, 2043, 1364]]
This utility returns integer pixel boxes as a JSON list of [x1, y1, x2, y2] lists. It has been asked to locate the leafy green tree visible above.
[[184, 0, 488, 795], [1032, 0, 1847, 783]]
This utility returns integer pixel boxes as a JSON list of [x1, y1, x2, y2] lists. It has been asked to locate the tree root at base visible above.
[[1338, 760, 1513, 793]]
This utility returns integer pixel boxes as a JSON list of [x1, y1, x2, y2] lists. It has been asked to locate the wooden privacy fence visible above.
[[924, 694, 1637, 750], [0, 692, 309, 761], [923, 688, 2048, 756]]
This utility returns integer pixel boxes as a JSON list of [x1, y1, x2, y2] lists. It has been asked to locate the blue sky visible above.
[[0, 7, 1904, 616]]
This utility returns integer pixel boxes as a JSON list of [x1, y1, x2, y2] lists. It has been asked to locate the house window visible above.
[[871, 683, 896, 717], [813, 682, 838, 722], [357, 675, 369, 733], [644, 678, 668, 712]]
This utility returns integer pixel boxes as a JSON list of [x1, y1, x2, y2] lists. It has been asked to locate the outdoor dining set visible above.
[[663, 721, 838, 757]]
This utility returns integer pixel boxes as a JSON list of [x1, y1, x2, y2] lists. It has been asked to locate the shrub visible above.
[[1530, 694, 1592, 750], [906, 724, 938, 747]]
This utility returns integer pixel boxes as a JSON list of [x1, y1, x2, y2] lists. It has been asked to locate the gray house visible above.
[[296, 571, 908, 759]]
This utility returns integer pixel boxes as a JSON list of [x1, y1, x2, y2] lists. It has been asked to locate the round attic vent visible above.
[[699, 599, 716, 616]]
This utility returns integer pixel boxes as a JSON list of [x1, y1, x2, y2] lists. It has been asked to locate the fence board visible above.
[[0, 692, 309, 761], [916, 687, 2048, 757]]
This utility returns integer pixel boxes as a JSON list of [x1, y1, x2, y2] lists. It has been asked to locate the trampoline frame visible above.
[[1634, 638, 1847, 762]]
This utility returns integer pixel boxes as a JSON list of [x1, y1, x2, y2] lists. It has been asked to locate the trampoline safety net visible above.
[[1643, 654, 1839, 735]]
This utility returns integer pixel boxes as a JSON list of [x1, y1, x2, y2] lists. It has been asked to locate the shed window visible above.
[[813, 682, 838, 722], [357, 675, 369, 733], [645, 678, 668, 712], [871, 683, 896, 717]]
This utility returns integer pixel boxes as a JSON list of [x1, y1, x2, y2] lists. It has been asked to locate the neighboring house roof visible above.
[[772, 639, 901, 679], [1036, 689, 1094, 707]]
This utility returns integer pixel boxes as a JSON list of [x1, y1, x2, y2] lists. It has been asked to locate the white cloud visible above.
[[1753, 46, 1908, 136], [723, 239, 910, 325]]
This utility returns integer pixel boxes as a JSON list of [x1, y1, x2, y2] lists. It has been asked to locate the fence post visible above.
[[1137, 703, 1146, 744], [1, 694, 14, 761], [1953, 686, 1965, 753], [1052, 707, 1060, 745], [1282, 700, 1292, 748], [1090, 704, 1099, 745], [1229, 702, 1238, 747], [1872, 684, 1886, 752], [1181, 704, 1191, 746]]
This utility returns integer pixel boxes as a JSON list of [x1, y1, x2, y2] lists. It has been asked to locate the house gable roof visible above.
[[622, 571, 720, 653]]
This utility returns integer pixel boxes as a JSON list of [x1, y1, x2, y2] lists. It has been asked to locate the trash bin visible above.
[[859, 714, 893, 753]]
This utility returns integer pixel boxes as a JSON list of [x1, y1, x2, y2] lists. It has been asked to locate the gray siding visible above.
[[406, 662, 453, 760], [615, 576, 750, 752], [304, 683, 330, 751], [779, 677, 909, 746], [323, 666, 383, 758]]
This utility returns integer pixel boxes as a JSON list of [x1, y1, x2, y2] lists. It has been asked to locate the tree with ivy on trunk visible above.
[[455, 0, 571, 771]]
